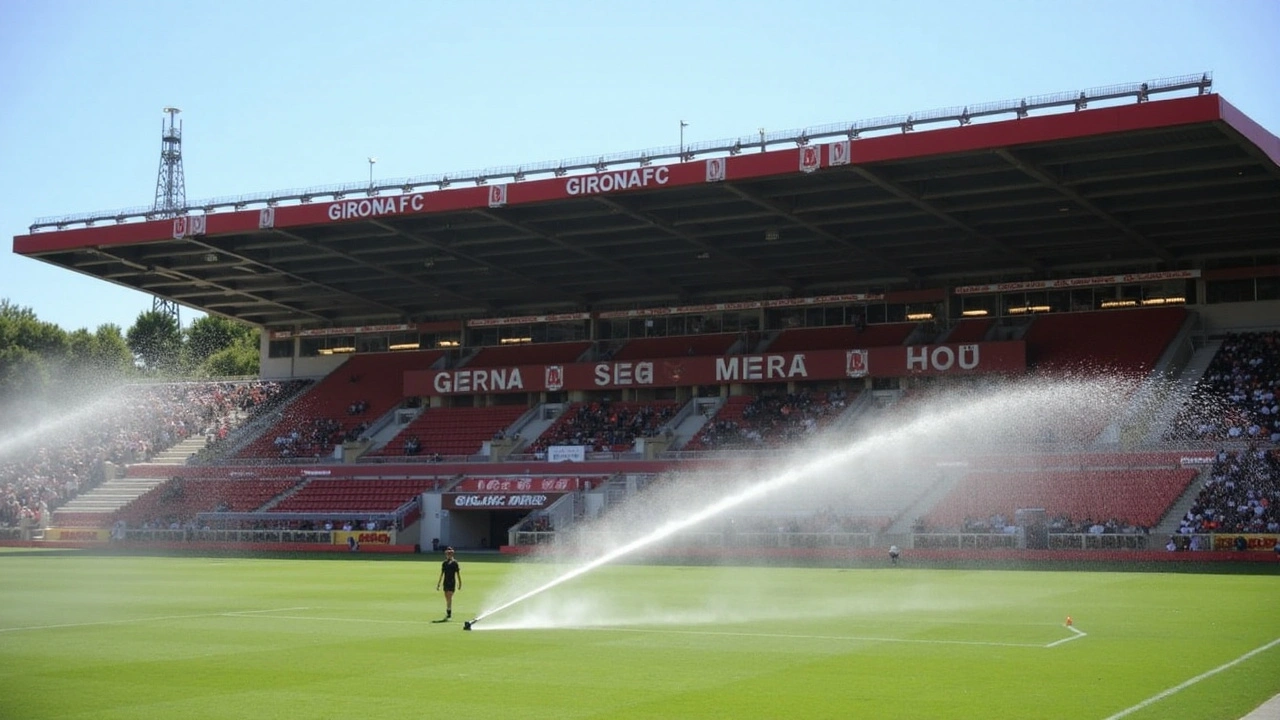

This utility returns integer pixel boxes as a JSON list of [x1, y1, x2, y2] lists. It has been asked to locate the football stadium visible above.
[[4, 73, 1280, 719]]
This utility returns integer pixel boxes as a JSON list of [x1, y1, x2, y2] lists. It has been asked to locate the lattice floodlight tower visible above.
[[151, 107, 186, 323]]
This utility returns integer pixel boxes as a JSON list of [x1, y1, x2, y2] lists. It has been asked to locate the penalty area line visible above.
[[1045, 625, 1087, 648], [567, 626, 1051, 649], [1100, 636, 1280, 720]]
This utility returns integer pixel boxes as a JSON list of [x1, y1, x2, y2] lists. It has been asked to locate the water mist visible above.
[[466, 375, 1154, 631]]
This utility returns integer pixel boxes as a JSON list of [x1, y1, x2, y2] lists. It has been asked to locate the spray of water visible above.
[[0, 385, 128, 459], [468, 375, 1161, 631]]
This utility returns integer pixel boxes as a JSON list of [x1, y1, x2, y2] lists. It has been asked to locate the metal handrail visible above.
[[30, 73, 1211, 231]]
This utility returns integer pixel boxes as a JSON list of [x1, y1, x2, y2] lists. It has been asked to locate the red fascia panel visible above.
[[13, 95, 1228, 256], [1219, 97, 1280, 168]]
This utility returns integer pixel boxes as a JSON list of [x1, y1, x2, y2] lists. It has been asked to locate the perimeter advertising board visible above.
[[43, 528, 110, 543], [405, 341, 1026, 396]]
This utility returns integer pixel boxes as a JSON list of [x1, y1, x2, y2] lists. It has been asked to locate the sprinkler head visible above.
[[463, 620, 474, 631]]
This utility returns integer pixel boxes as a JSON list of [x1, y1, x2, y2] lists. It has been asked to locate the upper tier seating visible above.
[[237, 351, 444, 458], [684, 390, 848, 450], [611, 333, 739, 361], [767, 323, 916, 353], [1166, 330, 1280, 444], [922, 468, 1198, 531], [942, 318, 993, 343], [531, 401, 679, 453], [465, 342, 592, 368], [1023, 307, 1187, 375], [373, 405, 529, 457]]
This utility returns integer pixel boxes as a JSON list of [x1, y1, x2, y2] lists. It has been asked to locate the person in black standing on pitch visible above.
[[436, 547, 462, 620]]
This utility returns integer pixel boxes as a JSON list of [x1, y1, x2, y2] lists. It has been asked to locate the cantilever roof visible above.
[[13, 93, 1280, 329]]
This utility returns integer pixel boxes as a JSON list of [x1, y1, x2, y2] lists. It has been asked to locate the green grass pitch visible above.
[[1, 549, 1277, 720]]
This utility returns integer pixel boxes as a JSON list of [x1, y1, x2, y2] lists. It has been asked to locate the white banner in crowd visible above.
[[546, 445, 586, 463]]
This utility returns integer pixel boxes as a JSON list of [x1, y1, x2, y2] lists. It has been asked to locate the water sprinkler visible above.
[[463, 619, 476, 631]]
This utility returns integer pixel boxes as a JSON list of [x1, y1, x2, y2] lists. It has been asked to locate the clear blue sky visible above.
[[2, 0, 1277, 332]]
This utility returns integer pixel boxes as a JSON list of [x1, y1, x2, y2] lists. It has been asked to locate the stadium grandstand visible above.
[[5, 73, 1279, 560]]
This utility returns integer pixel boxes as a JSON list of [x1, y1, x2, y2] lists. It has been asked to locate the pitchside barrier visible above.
[[36, 527, 399, 547], [22, 528, 1279, 556]]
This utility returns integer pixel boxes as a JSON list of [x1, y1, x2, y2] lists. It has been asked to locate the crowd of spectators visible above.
[[697, 391, 844, 449], [272, 402, 371, 459], [916, 513, 1147, 535], [1176, 447, 1279, 536], [1167, 331, 1280, 444], [1, 381, 304, 528], [530, 400, 675, 453]]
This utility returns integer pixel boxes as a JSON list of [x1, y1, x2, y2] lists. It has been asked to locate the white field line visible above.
[[236, 613, 1087, 649], [1045, 625, 1088, 648], [0, 607, 312, 634], [1100, 637, 1280, 720], [553, 625, 1081, 649], [2, 609, 1087, 651]]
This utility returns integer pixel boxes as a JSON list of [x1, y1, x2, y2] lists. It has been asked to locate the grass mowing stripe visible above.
[[1100, 636, 1280, 720], [0, 607, 312, 633]]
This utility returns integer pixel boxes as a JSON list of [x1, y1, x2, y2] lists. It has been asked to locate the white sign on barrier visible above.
[[546, 445, 586, 463]]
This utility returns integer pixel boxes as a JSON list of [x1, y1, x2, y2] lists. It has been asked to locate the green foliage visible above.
[[93, 323, 134, 374], [125, 309, 183, 372], [0, 299, 261, 402], [201, 328, 260, 377], [186, 314, 255, 366], [0, 344, 50, 398]]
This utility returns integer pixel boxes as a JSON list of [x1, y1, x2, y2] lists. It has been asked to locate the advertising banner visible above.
[[331, 530, 396, 546], [44, 528, 109, 543], [1211, 534, 1279, 551], [443, 493, 566, 510], [453, 476, 593, 492], [405, 341, 1026, 396]]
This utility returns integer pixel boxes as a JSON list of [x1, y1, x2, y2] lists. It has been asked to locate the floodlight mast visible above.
[[151, 107, 186, 325], [153, 107, 186, 218]]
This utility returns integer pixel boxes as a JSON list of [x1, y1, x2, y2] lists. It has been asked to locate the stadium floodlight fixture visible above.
[[367, 156, 377, 188]]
